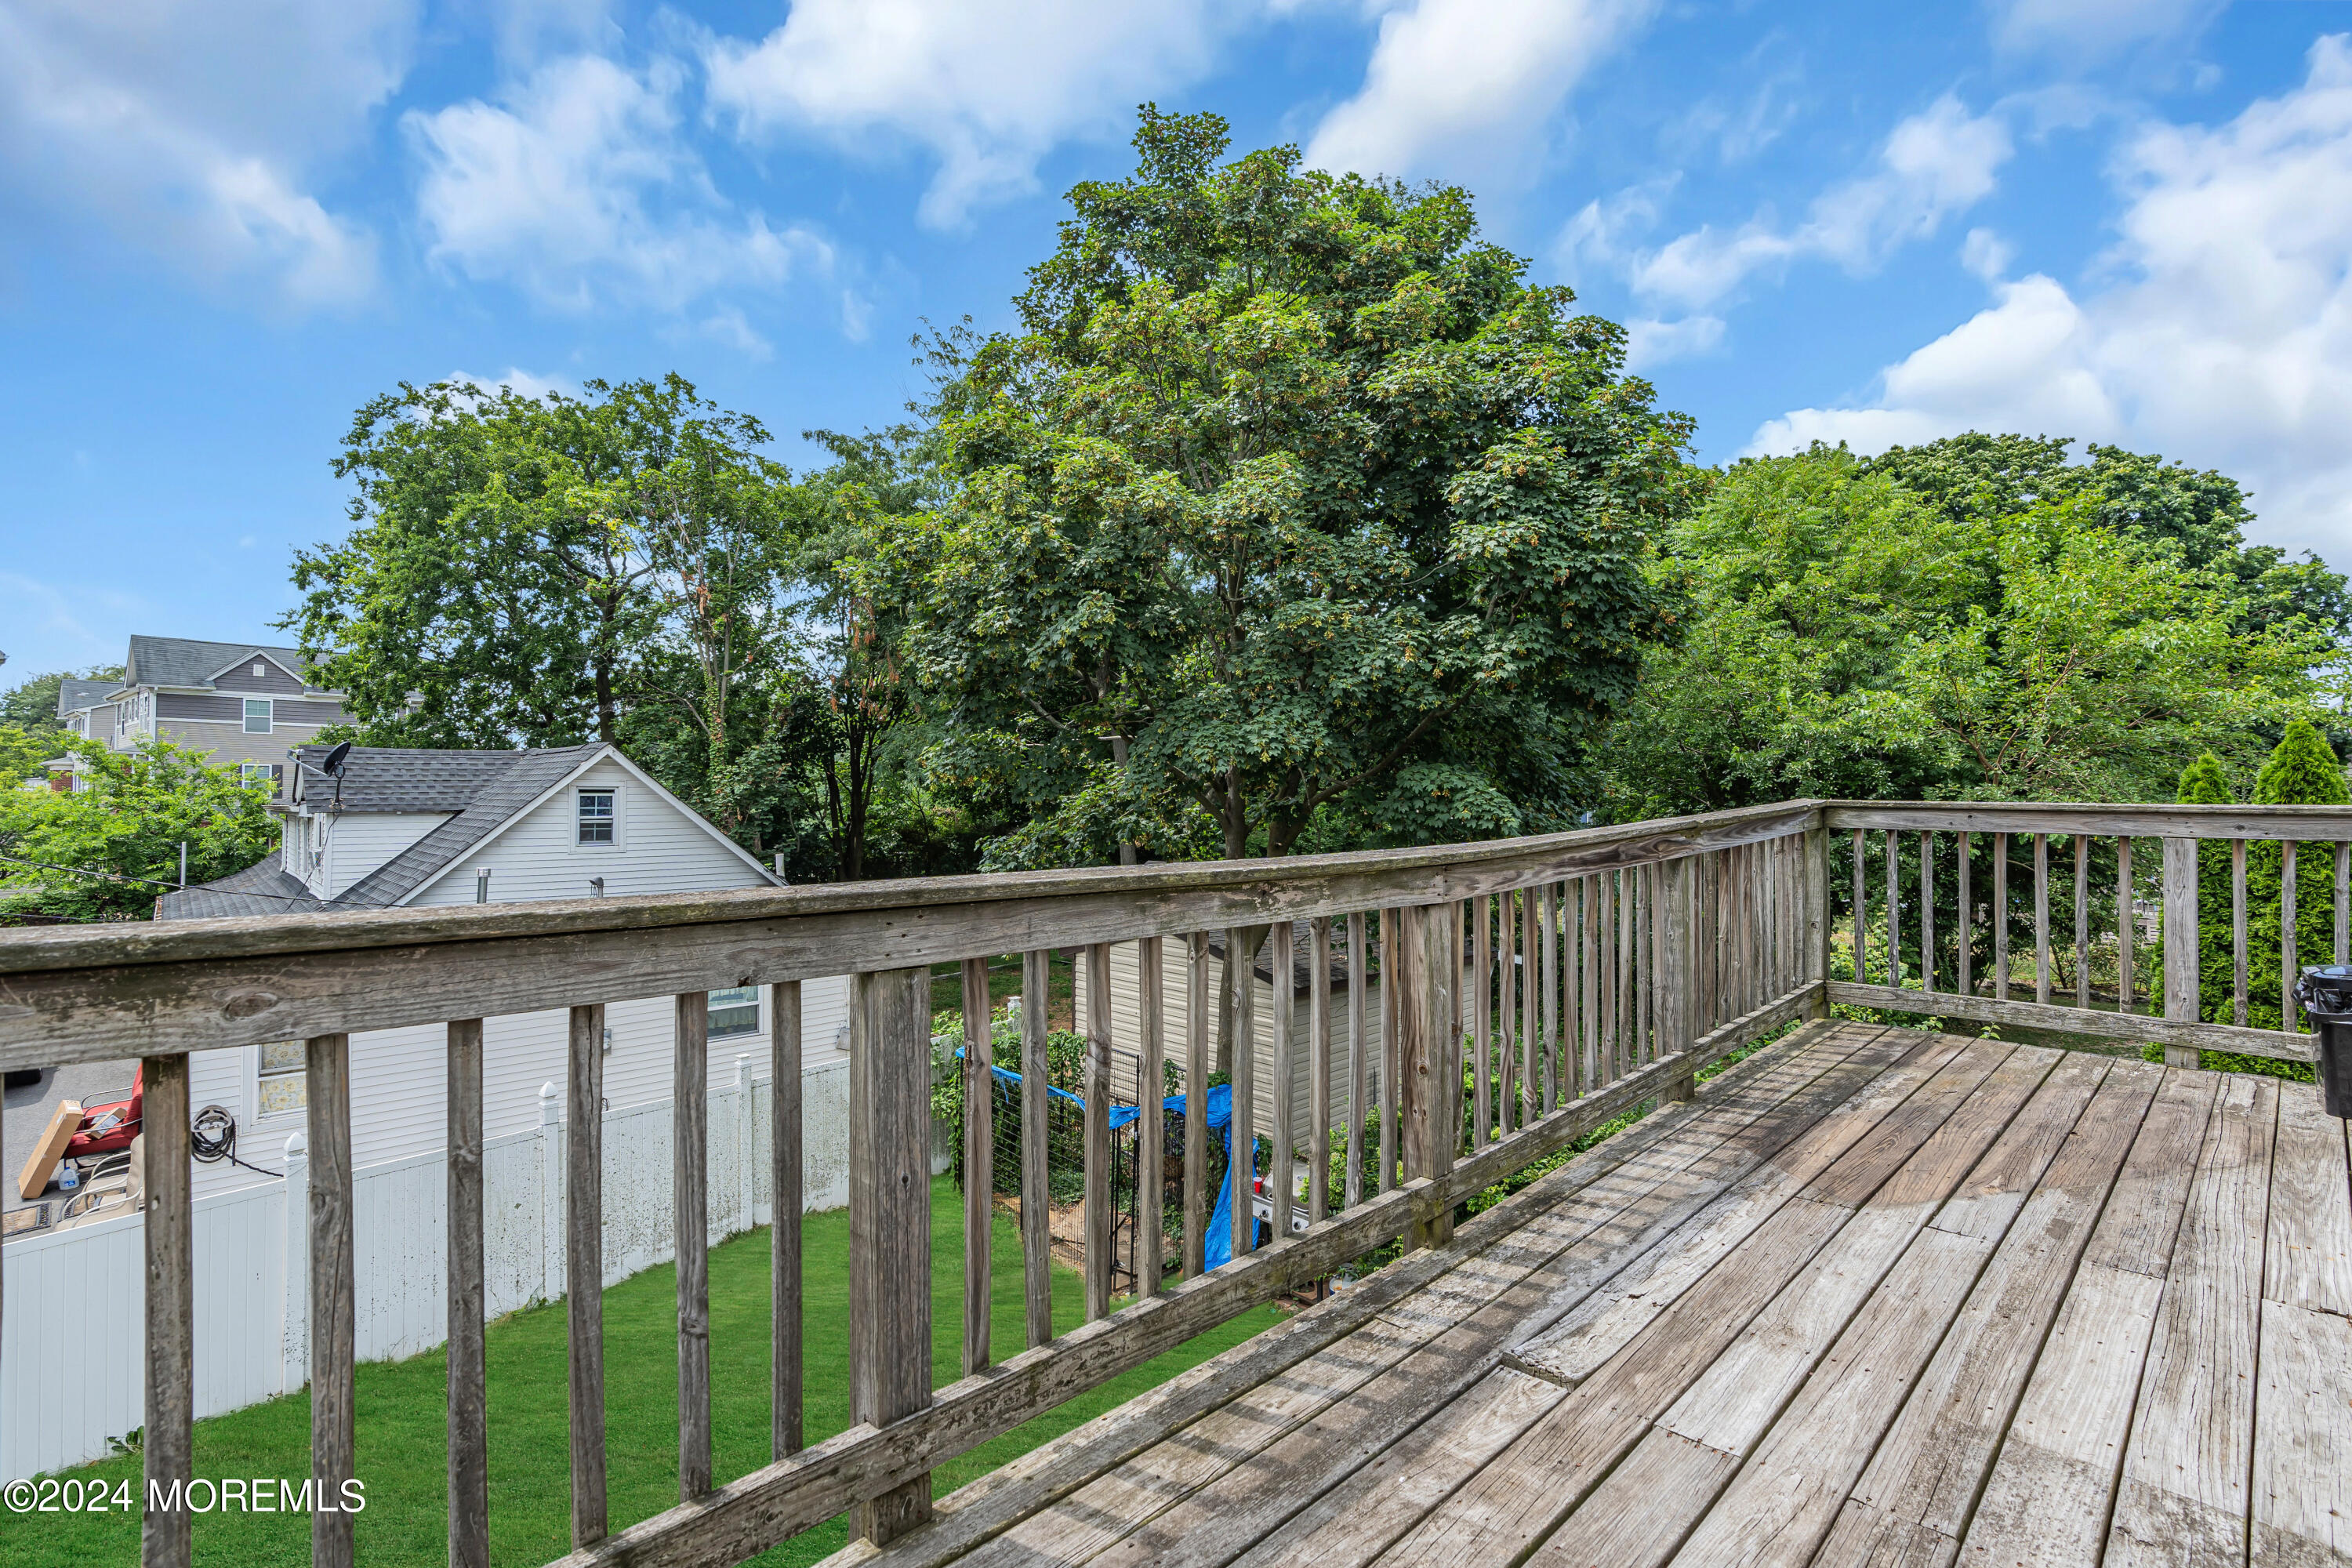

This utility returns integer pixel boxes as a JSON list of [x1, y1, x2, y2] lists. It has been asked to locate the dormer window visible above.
[[578, 789, 615, 844]]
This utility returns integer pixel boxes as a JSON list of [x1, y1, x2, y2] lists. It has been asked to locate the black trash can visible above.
[[2292, 964, 2352, 1119]]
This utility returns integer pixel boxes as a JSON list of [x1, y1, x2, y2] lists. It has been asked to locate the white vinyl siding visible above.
[[184, 977, 852, 1200], [406, 764, 760, 906], [1070, 936, 1386, 1137], [315, 811, 450, 898]]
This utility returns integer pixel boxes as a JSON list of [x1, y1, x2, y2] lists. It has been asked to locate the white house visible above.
[[157, 742, 854, 1199]]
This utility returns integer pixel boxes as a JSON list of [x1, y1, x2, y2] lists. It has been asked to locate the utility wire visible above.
[[0, 851, 326, 908]]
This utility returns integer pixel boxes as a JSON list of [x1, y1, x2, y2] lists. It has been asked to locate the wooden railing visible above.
[[1823, 801, 2348, 1066], [8, 795, 2339, 1566]]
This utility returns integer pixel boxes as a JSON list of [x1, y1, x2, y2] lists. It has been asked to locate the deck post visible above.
[[2161, 837, 2201, 1068], [446, 1019, 488, 1568], [848, 966, 935, 1544], [140, 1051, 193, 1568], [1399, 904, 1456, 1250]]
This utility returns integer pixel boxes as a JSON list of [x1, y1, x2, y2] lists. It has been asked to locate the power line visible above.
[[0, 851, 326, 908]]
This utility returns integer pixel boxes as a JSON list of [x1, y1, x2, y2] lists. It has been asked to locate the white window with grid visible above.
[[256, 1040, 306, 1120], [578, 788, 616, 844], [243, 698, 273, 734]]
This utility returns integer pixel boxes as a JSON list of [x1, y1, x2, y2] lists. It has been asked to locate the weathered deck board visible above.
[[818, 1025, 2352, 1568]]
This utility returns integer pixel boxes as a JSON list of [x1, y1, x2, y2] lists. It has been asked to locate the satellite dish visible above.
[[322, 741, 352, 775]]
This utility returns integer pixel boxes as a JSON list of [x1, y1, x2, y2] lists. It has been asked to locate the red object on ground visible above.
[[64, 1065, 143, 1158]]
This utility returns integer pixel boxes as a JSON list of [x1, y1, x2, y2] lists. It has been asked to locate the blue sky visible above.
[[4, 0, 2349, 680]]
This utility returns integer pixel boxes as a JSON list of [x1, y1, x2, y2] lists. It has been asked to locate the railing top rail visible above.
[[0, 799, 1821, 975], [0, 799, 1821, 1068], [1824, 800, 2352, 840]]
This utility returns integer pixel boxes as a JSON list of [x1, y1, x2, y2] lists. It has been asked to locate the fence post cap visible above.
[[283, 1130, 307, 1162]]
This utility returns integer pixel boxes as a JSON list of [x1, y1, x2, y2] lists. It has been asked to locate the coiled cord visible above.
[[190, 1103, 282, 1178]]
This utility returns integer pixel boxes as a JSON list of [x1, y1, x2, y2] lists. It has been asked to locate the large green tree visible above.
[[0, 738, 275, 921], [1598, 445, 2331, 817], [2176, 751, 2240, 1023], [862, 109, 1693, 869], [1859, 433, 2351, 638], [287, 375, 792, 826]]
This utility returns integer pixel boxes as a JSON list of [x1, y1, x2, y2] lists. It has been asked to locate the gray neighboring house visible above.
[[48, 635, 349, 792]]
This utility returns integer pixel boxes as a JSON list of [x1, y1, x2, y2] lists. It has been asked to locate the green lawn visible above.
[[9, 1179, 1278, 1567]]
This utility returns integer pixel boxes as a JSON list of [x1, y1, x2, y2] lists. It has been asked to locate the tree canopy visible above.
[[1596, 444, 2332, 817], [0, 738, 275, 922], [861, 108, 1695, 868]]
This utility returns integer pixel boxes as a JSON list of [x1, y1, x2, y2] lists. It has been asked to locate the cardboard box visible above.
[[16, 1099, 83, 1201]]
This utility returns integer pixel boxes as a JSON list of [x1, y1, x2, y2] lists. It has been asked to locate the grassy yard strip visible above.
[[8, 1178, 1277, 1567]]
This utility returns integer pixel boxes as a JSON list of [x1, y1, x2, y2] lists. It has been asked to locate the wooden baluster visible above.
[[2284, 841, 2299, 1034], [2114, 840, 2132, 1018], [1562, 879, 1581, 1098], [141, 1051, 193, 1568], [1639, 866, 1656, 1065], [1545, 881, 1565, 1106], [1664, 858, 1695, 1101], [1269, 924, 1295, 1251], [1957, 833, 1973, 998], [1345, 915, 1367, 1210], [848, 967, 935, 1544], [2034, 833, 2052, 1005], [1230, 924, 1261, 1251], [310, 1031, 357, 1567], [1807, 824, 1830, 1017], [447, 1019, 488, 1568], [1702, 851, 1722, 1032], [1019, 951, 1052, 1345], [2338, 844, 2350, 964], [1308, 918, 1332, 1223], [1496, 891, 1518, 1135], [675, 991, 711, 1501], [1374, 912, 1383, 1194], [1534, 888, 1552, 1123], [1138, 936, 1165, 1297], [1850, 829, 1867, 985], [2074, 835, 2091, 1011], [1472, 895, 1491, 1141], [772, 980, 804, 1457], [2161, 839, 2201, 1069], [1883, 830, 1901, 991], [566, 1005, 606, 1547], [1583, 874, 1602, 1087], [1185, 933, 1212, 1265], [1920, 832, 1936, 995], [1597, 873, 1617, 1088], [1617, 869, 1635, 1076], [960, 957, 995, 1365], [1994, 833, 2010, 1001], [1083, 942, 1113, 1316], [2233, 840, 2249, 1026]]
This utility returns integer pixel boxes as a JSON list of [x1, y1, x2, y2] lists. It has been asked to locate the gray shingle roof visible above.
[[125, 635, 315, 690], [338, 746, 605, 907], [159, 742, 611, 920], [154, 862, 325, 920], [54, 679, 117, 717]]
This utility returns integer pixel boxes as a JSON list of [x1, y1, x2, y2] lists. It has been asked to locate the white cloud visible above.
[[0, 572, 140, 676], [445, 368, 582, 401], [1989, 0, 2227, 59], [409, 53, 833, 314], [1624, 315, 1725, 370], [1750, 36, 2352, 560], [1304, 0, 1657, 183], [698, 307, 773, 361], [0, 0, 408, 307], [1960, 226, 2016, 281], [1626, 96, 2013, 313], [702, 0, 1240, 229]]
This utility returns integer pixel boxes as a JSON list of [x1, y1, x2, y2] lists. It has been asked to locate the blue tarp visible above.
[[965, 1053, 1243, 1270]]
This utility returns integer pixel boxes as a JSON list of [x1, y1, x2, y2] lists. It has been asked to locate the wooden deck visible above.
[[829, 1020, 2352, 1568]]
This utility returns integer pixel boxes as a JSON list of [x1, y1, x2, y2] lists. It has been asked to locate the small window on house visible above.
[[256, 1040, 307, 1118], [239, 762, 272, 789], [709, 986, 760, 1039], [578, 789, 615, 844], [252, 662, 266, 677], [243, 698, 273, 733]]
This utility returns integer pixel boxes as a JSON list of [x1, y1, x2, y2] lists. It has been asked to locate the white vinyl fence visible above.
[[2, 1056, 872, 1482]]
